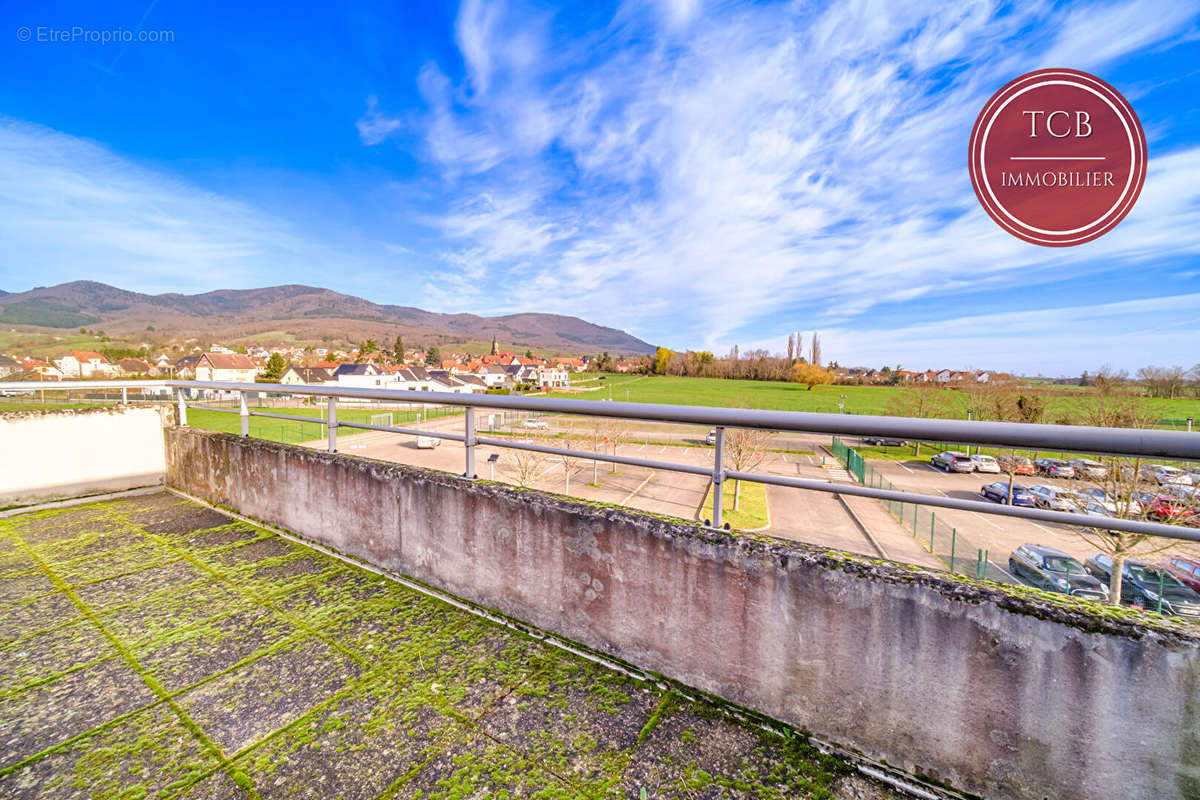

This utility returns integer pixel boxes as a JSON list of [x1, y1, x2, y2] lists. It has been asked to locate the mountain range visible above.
[[0, 282, 654, 355]]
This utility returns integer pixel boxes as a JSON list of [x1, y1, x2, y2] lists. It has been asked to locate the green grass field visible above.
[[557, 375, 1200, 429], [185, 403, 464, 445]]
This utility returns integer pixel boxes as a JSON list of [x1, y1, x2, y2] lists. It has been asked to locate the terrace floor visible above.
[[0, 493, 901, 799]]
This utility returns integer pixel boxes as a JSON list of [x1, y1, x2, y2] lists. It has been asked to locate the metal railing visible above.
[[3, 378, 1200, 543]]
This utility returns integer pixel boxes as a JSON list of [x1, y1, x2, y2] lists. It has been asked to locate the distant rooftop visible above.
[[0, 494, 898, 799]]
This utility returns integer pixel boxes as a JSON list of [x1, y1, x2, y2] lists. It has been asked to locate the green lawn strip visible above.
[[5, 528, 262, 797], [186, 403, 466, 446], [702, 480, 769, 530]]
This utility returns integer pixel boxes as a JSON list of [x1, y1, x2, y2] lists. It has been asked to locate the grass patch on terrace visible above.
[[0, 493, 892, 799], [702, 480, 770, 531]]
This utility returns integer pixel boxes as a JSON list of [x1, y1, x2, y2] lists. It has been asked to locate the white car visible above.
[[416, 436, 440, 449], [970, 454, 1001, 473], [1141, 464, 1194, 486], [1077, 487, 1142, 516], [521, 418, 549, 430]]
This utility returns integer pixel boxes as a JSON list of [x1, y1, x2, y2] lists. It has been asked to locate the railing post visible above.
[[121, 386, 128, 405], [239, 391, 249, 437], [711, 426, 726, 528], [464, 407, 477, 478], [950, 528, 956, 573], [326, 396, 337, 453], [176, 388, 188, 426]]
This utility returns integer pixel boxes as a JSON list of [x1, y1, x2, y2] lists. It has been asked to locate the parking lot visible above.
[[301, 416, 942, 570], [858, 441, 1200, 583]]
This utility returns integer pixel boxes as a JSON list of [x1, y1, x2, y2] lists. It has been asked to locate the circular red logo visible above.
[[968, 69, 1146, 247]]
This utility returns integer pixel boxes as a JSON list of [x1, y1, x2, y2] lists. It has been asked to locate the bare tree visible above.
[[809, 332, 822, 368], [723, 428, 771, 510], [1073, 392, 1196, 604], [504, 432, 555, 489], [883, 383, 953, 456], [556, 419, 581, 495], [786, 334, 795, 363]]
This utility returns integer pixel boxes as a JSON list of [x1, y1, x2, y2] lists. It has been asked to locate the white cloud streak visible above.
[[390, 0, 1200, 372]]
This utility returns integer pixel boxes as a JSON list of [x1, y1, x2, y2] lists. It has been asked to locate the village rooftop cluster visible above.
[[0, 336, 599, 394]]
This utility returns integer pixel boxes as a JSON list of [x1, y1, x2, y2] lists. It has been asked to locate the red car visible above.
[[1161, 556, 1200, 593], [997, 455, 1035, 476], [1145, 494, 1196, 520]]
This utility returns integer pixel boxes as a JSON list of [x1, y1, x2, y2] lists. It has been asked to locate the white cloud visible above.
[[0, 118, 392, 294], [399, 0, 1200, 370], [356, 95, 403, 146]]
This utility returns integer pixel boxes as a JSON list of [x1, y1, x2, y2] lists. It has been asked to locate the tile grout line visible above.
[[114, 508, 376, 673], [6, 527, 263, 799]]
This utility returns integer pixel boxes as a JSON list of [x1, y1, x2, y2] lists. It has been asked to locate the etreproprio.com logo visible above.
[[16, 26, 175, 44]]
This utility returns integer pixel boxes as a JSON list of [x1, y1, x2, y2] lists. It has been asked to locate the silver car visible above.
[[1029, 485, 1073, 511], [1068, 459, 1107, 480], [931, 451, 974, 473], [970, 454, 1001, 473], [1141, 465, 1194, 486]]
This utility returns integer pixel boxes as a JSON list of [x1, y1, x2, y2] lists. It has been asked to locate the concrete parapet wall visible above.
[[1, 406, 167, 507], [164, 428, 1200, 800]]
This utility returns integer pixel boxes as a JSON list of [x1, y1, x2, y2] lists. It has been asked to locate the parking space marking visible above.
[[896, 461, 914, 474], [637, 444, 645, 451], [1031, 522, 1054, 535], [779, 454, 788, 463], [659, 446, 668, 454], [976, 513, 1005, 531]]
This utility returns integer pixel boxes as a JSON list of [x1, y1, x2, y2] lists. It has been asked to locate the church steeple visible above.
[[490, 335, 499, 356]]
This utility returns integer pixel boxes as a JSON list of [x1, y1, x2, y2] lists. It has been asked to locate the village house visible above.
[[0, 355, 19, 379], [116, 358, 154, 376], [279, 366, 333, 385], [58, 351, 115, 379], [333, 363, 386, 389], [195, 353, 260, 383]]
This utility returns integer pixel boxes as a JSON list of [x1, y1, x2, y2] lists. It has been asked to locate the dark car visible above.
[[1008, 544, 1108, 601], [1084, 554, 1200, 617], [1034, 458, 1076, 479], [1161, 556, 1200, 593], [980, 482, 1036, 506], [862, 436, 909, 447]]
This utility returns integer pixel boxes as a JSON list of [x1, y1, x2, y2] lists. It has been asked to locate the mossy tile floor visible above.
[[0, 494, 901, 799]]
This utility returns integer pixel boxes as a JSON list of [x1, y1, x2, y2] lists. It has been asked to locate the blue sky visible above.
[[2, 0, 1200, 374]]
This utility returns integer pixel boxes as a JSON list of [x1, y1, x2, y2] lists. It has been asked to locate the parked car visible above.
[[1028, 485, 1074, 511], [931, 451, 974, 472], [521, 418, 549, 430], [1140, 464, 1194, 486], [861, 436, 908, 446], [1008, 544, 1108, 601], [416, 436, 440, 449], [1084, 554, 1200, 617], [980, 482, 1036, 506], [1160, 556, 1200, 593], [1034, 458, 1075, 479], [1067, 459, 1107, 480], [1069, 498, 1113, 518], [705, 429, 717, 446], [1143, 494, 1196, 521], [996, 454, 1035, 475], [969, 454, 1001, 473], [1075, 487, 1119, 515]]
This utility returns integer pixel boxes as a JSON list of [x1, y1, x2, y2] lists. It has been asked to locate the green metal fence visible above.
[[831, 437, 1009, 582]]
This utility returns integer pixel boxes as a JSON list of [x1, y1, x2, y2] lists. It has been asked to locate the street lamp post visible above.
[[966, 409, 973, 456]]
